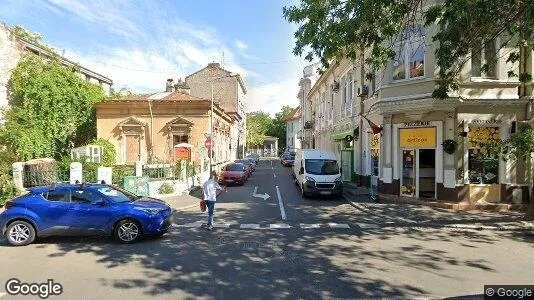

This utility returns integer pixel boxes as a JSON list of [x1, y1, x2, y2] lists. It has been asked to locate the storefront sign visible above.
[[399, 127, 436, 148], [403, 121, 431, 127], [470, 119, 500, 125]]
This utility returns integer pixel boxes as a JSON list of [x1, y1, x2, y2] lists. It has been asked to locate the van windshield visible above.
[[304, 159, 339, 175]]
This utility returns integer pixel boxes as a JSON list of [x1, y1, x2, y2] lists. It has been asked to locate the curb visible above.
[[343, 194, 533, 233]]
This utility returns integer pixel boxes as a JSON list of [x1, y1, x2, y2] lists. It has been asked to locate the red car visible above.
[[280, 153, 295, 167], [218, 163, 248, 185]]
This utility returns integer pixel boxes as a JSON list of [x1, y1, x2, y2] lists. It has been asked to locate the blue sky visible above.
[[0, 0, 310, 115]]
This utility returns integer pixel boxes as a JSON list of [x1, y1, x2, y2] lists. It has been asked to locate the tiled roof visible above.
[[284, 106, 301, 122], [104, 91, 209, 102]]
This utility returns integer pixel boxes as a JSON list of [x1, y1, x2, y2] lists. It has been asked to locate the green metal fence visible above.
[[23, 169, 70, 187]]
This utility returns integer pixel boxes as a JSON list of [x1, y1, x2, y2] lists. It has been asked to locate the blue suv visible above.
[[0, 183, 173, 246]]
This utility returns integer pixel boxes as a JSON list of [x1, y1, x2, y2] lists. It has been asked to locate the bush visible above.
[[158, 182, 175, 194], [90, 138, 116, 166], [0, 172, 19, 206]]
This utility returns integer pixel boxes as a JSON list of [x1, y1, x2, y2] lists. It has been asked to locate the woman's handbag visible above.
[[200, 200, 207, 212]]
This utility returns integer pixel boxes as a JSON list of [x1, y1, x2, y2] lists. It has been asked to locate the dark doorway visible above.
[[418, 149, 436, 199]]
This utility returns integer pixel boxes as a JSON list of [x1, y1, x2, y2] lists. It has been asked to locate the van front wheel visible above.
[[301, 184, 308, 198]]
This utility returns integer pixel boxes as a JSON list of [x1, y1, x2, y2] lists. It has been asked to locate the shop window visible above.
[[468, 127, 500, 184], [370, 133, 380, 176]]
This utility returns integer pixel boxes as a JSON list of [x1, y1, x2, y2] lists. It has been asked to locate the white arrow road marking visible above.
[[328, 223, 350, 229], [300, 224, 321, 229], [275, 186, 287, 221], [270, 223, 291, 229], [252, 186, 270, 200], [240, 224, 260, 229], [0, 292, 7, 298]]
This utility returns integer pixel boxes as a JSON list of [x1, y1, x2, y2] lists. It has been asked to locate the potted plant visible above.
[[442, 139, 457, 154]]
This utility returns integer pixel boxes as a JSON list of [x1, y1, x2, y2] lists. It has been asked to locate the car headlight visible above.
[[305, 176, 315, 182], [135, 207, 162, 215]]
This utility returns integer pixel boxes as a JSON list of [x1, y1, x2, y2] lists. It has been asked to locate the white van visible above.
[[293, 149, 343, 198]]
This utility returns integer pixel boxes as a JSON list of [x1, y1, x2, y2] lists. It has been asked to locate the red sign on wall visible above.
[[174, 147, 191, 161]]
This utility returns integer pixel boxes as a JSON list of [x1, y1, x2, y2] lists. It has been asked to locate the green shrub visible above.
[[90, 138, 116, 166], [158, 182, 175, 194], [0, 172, 19, 206]]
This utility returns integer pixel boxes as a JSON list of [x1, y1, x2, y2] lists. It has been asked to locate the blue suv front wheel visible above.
[[114, 219, 142, 244]]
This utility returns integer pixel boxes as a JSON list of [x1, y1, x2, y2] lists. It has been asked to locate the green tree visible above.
[[246, 111, 273, 147], [267, 106, 293, 152], [283, 0, 534, 98], [0, 54, 106, 160]]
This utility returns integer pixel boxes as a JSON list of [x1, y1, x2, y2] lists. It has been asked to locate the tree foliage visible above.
[[266, 106, 294, 151], [246, 111, 273, 147], [0, 54, 106, 161], [283, 0, 534, 98]]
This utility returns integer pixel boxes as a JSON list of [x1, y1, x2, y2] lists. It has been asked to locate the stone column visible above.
[[70, 162, 83, 184], [382, 114, 393, 184], [12, 162, 24, 191], [443, 111, 456, 189]]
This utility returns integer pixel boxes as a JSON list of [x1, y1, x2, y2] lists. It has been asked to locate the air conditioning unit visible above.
[[331, 81, 340, 93], [71, 145, 103, 163], [358, 85, 369, 96]]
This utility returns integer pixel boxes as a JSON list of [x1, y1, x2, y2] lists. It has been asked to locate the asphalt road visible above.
[[1, 159, 533, 299]]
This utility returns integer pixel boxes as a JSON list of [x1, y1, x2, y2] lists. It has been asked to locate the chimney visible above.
[[174, 78, 190, 95], [165, 78, 174, 92], [208, 62, 220, 68]]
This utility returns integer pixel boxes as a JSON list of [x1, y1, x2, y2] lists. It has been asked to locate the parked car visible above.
[[246, 154, 260, 164], [218, 163, 248, 185], [281, 153, 295, 167], [293, 149, 343, 198], [235, 159, 254, 176], [0, 183, 173, 246]]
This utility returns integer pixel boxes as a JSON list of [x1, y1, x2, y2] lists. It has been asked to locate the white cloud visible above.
[[246, 71, 302, 117], [235, 40, 248, 50]]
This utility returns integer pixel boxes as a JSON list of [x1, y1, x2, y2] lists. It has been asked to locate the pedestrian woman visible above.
[[202, 171, 226, 230]]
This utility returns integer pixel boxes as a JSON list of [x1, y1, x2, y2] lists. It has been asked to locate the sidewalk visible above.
[[343, 194, 534, 232], [155, 187, 203, 210]]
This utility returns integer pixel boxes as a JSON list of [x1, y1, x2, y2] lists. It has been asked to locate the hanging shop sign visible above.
[[399, 127, 436, 148]]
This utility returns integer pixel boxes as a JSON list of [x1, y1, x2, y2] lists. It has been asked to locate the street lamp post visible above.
[[209, 73, 238, 174]]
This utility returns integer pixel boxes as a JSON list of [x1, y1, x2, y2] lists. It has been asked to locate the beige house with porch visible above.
[[96, 90, 233, 167]]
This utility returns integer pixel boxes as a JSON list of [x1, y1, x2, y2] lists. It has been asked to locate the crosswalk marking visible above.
[[356, 223, 380, 229], [171, 222, 373, 230], [214, 223, 232, 228], [300, 223, 321, 229], [269, 223, 291, 229], [328, 223, 350, 229], [240, 224, 261, 229]]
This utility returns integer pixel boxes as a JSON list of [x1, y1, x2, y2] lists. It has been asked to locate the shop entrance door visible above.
[[341, 150, 353, 182], [400, 149, 436, 198]]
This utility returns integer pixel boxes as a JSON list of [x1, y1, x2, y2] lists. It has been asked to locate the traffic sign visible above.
[[205, 137, 213, 149]]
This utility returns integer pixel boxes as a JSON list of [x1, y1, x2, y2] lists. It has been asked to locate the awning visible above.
[[330, 127, 358, 140]]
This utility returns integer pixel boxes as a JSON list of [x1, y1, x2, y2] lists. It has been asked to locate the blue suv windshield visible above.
[[95, 186, 139, 203]]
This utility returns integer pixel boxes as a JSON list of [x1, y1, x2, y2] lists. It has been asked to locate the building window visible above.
[[341, 76, 347, 116], [173, 134, 189, 145], [471, 40, 497, 78], [330, 87, 334, 120], [371, 133, 380, 176], [468, 126, 499, 184], [392, 27, 425, 81]]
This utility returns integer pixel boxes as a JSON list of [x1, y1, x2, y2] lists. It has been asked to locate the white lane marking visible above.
[[214, 223, 231, 228], [271, 161, 273, 169], [270, 223, 291, 229], [273, 173, 276, 178], [240, 224, 261, 229], [357, 223, 381, 229], [300, 224, 321, 229], [328, 223, 350, 229], [275, 186, 287, 221], [253, 186, 258, 195]]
